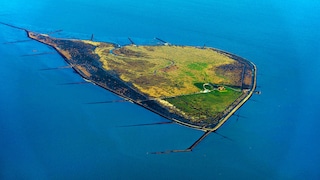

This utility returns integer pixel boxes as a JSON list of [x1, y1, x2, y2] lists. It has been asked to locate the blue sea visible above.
[[1, 0, 320, 179]]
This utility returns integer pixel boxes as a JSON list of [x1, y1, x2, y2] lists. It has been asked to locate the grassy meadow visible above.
[[93, 44, 239, 98]]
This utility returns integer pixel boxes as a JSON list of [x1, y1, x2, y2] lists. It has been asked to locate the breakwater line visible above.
[[3, 39, 32, 44], [150, 131, 212, 154], [118, 121, 173, 128]]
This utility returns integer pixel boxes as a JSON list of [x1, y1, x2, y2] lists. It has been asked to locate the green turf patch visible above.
[[187, 62, 208, 71], [166, 89, 242, 121], [193, 82, 205, 90]]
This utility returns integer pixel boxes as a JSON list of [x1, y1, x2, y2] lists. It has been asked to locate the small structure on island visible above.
[[202, 83, 214, 93], [217, 86, 226, 92]]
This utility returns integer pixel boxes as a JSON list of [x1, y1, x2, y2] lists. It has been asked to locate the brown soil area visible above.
[[113, 47, 149, 58], [75, 65, 91, 77], [214, 62, 243, 86], [243, 67, 253, 88], [132, 75, 173, 87]]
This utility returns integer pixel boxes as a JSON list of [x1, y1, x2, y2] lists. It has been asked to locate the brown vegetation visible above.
[[75, 65, 91, 77], [214, 62, 243, 86], [113, 47, 149, 58]]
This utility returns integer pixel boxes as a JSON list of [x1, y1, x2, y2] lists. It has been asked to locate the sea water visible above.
[[0, 0, 319, 179]]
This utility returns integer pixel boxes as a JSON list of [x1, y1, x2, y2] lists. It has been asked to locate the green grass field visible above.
[[165, 88, 241, 121]]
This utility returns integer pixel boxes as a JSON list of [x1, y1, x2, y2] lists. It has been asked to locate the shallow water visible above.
[[1, 0, 320, 179]]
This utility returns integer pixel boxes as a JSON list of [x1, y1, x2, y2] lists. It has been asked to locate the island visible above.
[[0, 20, 257, 153], [27, 32, 256, 131]]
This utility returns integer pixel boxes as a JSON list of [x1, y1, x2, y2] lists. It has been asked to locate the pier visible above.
[[150, 130, 212, 154], [187, 131, 212, 150]]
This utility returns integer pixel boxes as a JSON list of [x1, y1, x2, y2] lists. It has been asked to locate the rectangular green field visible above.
[[165, 88, 242, 121]]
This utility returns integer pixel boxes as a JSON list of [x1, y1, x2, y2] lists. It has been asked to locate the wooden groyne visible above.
[[21, 52, 56, 57], [58, 81, 90, 85], [86, 99, 129, 104], [150, 130, 212, 154], [0, 21, 28, 31], [3, 39, 32, 44], [118, 121, 173, 128], [128, 37, 135, 45], [213, 131, 233, 141], [40, 65, 72, 70], [48, 29, 63, 35], [155, 37, 167, 44]]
